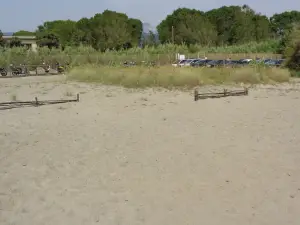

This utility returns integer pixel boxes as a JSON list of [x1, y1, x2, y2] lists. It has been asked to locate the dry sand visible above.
[[0, 75, 300, 225]]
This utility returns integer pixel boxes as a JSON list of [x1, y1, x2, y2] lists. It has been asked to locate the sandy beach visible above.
[[0, 75, 300, 225]]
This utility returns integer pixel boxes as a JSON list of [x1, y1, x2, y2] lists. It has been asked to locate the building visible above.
[[2, 35, 37, 51]]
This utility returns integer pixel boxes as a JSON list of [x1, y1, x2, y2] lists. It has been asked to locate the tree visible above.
[[270, 11, 300, 37], [253, 14, 271, 42], [9, 37, 22, 47], [72, 18, 94, 46], [0, 30, 5, 47], [284, 24, 300, 72], [205, 5, 270, 45], [89, 10, 132, 51], [157, 8, 217, 46], [37, 33, 59, 48], [36, 20, 77, 47], [34, 10, 143, 50], [13, 30, 35, 36], [142, 31, 158, 47], [128, 18, 143, 47]]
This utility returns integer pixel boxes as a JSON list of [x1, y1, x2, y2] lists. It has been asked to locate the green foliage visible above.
[[0, 41, 280, 69], [157, 8, 217, 46], [13, 30, 36, 36], [0, 30, 5, 47], [9, 37, 22, 48], [270, 11, 300, 37], [37, 33, 60, 49], [33, 10, 143, 51], [143, 31, 158, 47], [199, 5, 269, 45], [1, 7, 300, 54], [284, 24, 300, 72]]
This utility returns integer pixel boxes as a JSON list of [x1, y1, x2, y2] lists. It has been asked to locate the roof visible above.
[[2, 35, 36, 40]]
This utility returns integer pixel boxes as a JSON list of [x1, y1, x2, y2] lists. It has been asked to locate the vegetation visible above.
[[0, 44, 280, 68], [0, 30, 5, 47], [284, 24, 300, 76], [13, 30, 36, 36], [68, 66, 290, 88], [1, 6, 300, 51], [0, 5, 299, 88]]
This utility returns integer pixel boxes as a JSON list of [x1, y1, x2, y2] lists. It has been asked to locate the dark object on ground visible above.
[[0, 67, 7, 76], [42, 62, 51, 73], [56, 62, 67, 73], [194, 88, 248, 101], [123, 61, 136, 67], [191, 59, 212, 67], [0, 94, 80, 110], [10, 64, 23, 76]]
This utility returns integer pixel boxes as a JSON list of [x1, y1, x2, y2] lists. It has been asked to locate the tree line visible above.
[[1, 5, 300, 52]]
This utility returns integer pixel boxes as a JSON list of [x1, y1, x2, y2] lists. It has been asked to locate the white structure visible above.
[[2, 35, 37, 51]]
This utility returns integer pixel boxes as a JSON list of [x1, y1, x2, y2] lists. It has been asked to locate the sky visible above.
[[1, 0, 300, 32]]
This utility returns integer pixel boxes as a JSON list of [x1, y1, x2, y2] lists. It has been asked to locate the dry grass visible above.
[[67, 65, 290, 88]]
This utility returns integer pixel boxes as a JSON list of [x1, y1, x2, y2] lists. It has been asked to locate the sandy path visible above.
[[0, 76, 300, 225]]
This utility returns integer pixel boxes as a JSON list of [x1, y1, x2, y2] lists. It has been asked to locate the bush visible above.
[[284, 24, 300, 74]]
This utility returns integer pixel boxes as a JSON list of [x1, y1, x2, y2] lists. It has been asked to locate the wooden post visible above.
[[194, 89, 199, 101], [35, 97, 38, 106], [223, 89, 227, 96], [76, 94, 79, 102]]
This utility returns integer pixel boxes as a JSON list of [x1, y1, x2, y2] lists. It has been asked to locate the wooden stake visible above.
[[194, 89, 199, 101], [35, 97, 38, 106]]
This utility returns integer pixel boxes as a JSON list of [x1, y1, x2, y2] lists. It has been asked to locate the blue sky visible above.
[[1, 0, 300, 32]]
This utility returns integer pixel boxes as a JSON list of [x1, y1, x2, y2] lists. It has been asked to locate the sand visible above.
[[0, 75, 300, 225]]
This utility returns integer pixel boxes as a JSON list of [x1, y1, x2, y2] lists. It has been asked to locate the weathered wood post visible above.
[[35, 97, 38, 106], [194, 89, 199, 101], [223, 89, 227, 97], [76, 94, 80, 102]]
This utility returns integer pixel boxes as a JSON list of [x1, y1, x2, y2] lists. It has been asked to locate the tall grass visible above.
[[0, 40, 281, 68], [67, 65, 290, 89]]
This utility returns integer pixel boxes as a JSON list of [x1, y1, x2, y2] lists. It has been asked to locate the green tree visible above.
[[36, 20, 77, 47], [205, 5, 267, 45], [35, 10, 143, 50], [0, 30, 5, 47], [90, 10, 132, 50], [37, 33, 59, 48], [9, 37, 22, 47], [284, 24, 300, 72], [72, 18, 94, 46], [13, 30, 36, 36], [253, 14, 271, 42], [143, 31, 157, 47], [128, 18, 143, 46], [270, 11, 300, 37], [157, 8, 217, 46]]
